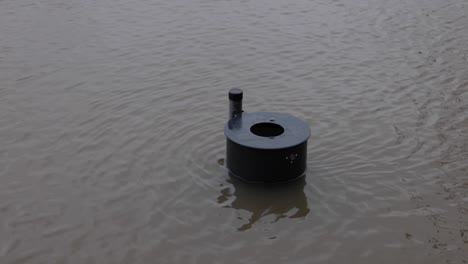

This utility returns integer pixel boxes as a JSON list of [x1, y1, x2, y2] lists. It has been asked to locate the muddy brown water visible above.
[[1, 0, 468, 263]]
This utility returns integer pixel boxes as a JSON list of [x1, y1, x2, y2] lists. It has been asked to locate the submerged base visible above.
[[228, 171, 306, 184]]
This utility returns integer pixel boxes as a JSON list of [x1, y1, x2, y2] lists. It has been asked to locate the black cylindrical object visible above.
[[228, 88, 243, 119], [224, 90, 310, 183]]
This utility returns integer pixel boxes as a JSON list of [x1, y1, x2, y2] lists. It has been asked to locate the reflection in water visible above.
[[218, 175, 310, 231]]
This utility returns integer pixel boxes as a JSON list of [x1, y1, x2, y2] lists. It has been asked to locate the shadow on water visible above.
[[217, 175, 310, 231]]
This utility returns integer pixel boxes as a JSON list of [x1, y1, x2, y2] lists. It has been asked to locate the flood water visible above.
[[1, 0, 468, 263]]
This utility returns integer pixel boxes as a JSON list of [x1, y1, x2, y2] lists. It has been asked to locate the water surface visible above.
[[1, 0, 468, 263]]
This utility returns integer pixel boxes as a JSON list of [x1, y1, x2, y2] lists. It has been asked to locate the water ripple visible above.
[[1, 0, 468, 262]]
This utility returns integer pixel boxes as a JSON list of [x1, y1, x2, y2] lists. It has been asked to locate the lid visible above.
[[224, 112, 310, 150], [229, 89, 243, 101]]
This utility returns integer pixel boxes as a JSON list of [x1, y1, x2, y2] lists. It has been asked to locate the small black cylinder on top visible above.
[[228, 88, 243, 119]]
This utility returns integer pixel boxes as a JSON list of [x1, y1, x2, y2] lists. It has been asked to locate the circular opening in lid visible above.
[[250, 122, 285, 137]]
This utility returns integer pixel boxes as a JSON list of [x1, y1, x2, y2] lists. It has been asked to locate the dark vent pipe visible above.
[[228, 89, 243, 119]]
